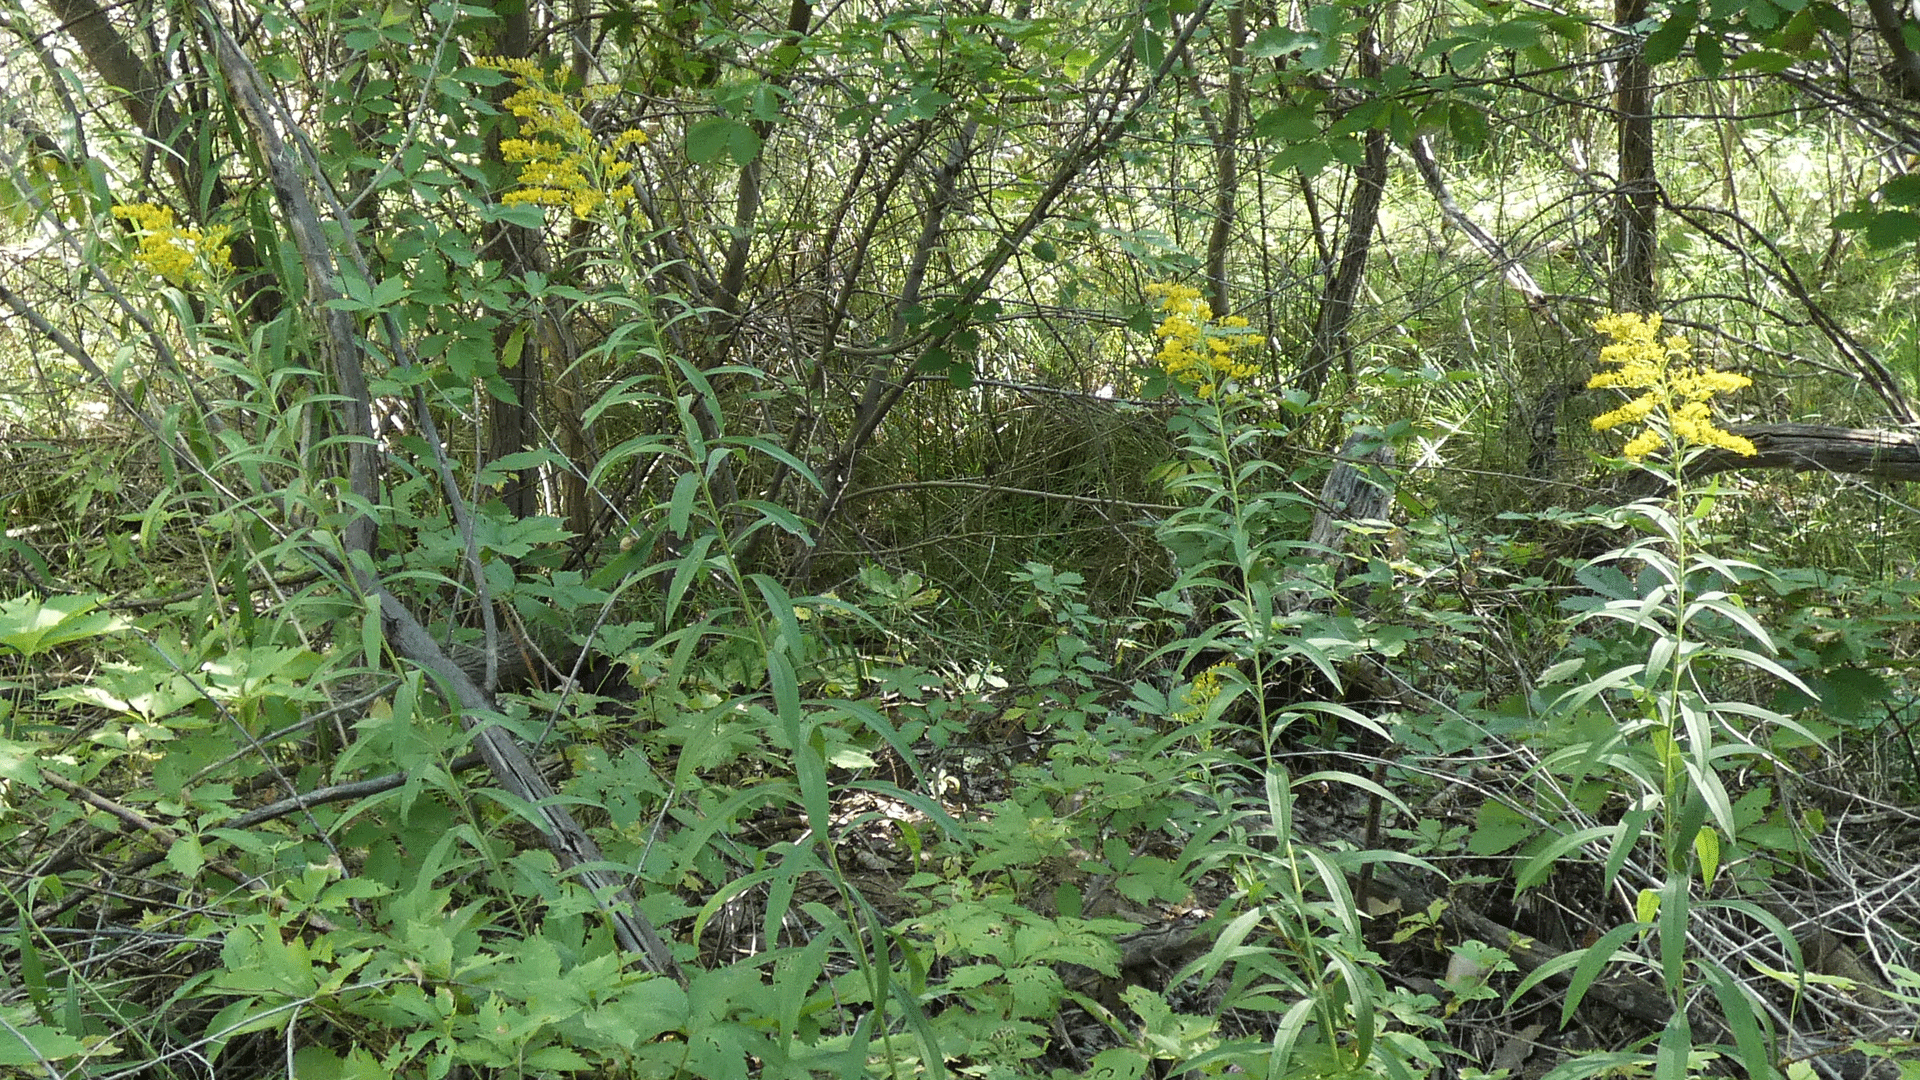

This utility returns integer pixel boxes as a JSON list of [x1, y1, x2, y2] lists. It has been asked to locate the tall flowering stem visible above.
[[1141, 282, 1295, 749], [1585, 312, 1762, 871], [1558, 310, 1814, 1051]]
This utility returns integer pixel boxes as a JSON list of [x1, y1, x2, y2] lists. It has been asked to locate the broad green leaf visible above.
[[1659, 875, 1689, 988], [1694, 31, 1724, 75], [1655, 1010, 1690, 1080], [1883, 172, 1920, 204], [1255, 104, 1321, 143], [667, 470, 700, 537], [1131, 24, 1165, 70], [1273, 141, 1333, 177], [1487, 19, 1543, 49], [477, 448, 566, 485], [1694, 826, 1720, 889], [0, 1023, 87, 1065], [0, 593, 124, 656], [1249, 26, 1316, 58], [686, 117, 762, 166], [167, 835, 206, 878], [1645, 4, 1698, 65], [750, 574, 804, 659], [1469, 800, 1536, 856], [1867, 210, 1920, 248], [489, 202, 548, 228], [1554, 921, 1646, 1026], [1702, 963, 1775, 1080], [1449, 101, 1490, 148]]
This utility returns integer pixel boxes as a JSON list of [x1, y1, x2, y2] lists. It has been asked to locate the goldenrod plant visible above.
[[1143, 283, 1260, 399], [1125, 280, 1438, 1078], [1518, 313, 1817, 1078], [1142, 280, 1336, 751]]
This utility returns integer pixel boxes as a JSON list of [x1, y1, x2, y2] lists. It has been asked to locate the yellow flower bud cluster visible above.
[[1144, 283, 1260, 398], [477, 57, 648, 222], [1171, 661, 1235, 740], [1587, 312, 1756, 460], [110, 202, 233, 286]]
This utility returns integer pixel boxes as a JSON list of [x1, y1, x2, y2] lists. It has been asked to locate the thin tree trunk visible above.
[[1204, 5, 1247, 318], [482, 7, 545, 521], [1299, 9, 1388, 403], [847, 121, 980, 432], [208, 21, 381, 560], [1866, 0, 1920, 100], [714, 0, 813, 318], [1611, 0, 1658, 312]]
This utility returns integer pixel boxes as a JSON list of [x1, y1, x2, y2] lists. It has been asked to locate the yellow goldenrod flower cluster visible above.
[[1172, 660, 1235, 739], [1183, 662, 1229, 712], [478, 56, 647, 221], [1588, 312, 1756, 460], [1145, 283, 1260, 398], [111, 202, 233, 286]]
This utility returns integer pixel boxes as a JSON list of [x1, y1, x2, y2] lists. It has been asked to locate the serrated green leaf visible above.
[[1732, 48, 1795, 73], [1694, 32, 1723, 74], [0, 593, 124, 656], [1468, 800, 1536, 856], [167, 835, 206, 878], [1273, 141, 1333, 177], [1249, 26, 1316, 58], [0, 1023, 86, 1065], [1883, 172, 1920, 205], [492, 202, 548, 228]]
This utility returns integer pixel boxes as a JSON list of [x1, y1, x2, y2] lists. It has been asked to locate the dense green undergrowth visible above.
[[5, 280, 1920, 1079], [8, 1, 1920, 1074]]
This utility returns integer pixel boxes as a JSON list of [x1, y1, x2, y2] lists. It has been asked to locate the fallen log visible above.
[[1697, 423, 1920, 483]]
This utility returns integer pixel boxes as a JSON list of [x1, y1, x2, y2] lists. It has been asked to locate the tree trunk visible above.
[[1610, 0, 1658, 313], [482, 7, 545, 521], [1866, 0, 1920, 100], [1299, 9, 1388, 402], [1204, 5, 1247, 318]]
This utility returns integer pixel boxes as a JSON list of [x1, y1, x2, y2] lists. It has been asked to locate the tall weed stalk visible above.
[[1522, 314, 1819, 1079], [1129, 283, 1435, 1077]]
